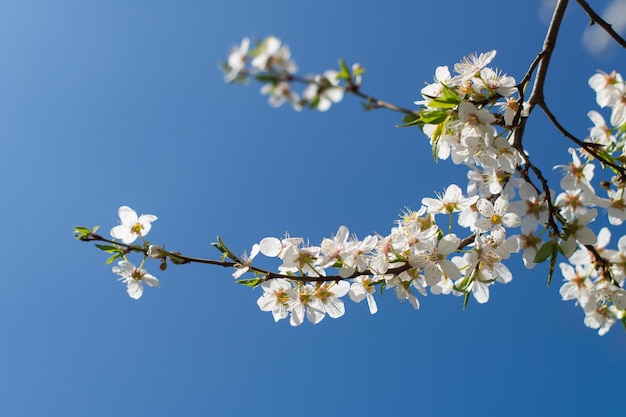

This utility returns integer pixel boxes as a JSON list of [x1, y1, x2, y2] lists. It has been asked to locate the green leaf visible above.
[[94, 244, 121, 253], [236, 278, 262, 288], [395, 116, 422, 128], [534, 241, 555, 264], [546, 248, 558, 287], [73, 226, 91, 236], [402, 113, 420, 124], [362, 101, 375, 111], [427, 97, 460, 109], [419, 109, 449, 124], [454, 276, 471, 292], [441, 83, 461, 102], [310, 96, 320, 110], [430, 121, 446, 161], [212, 236, 228, 254], [105, 253, 122, 265], [254, 73, 280, 83], [462, 292, 470, 310], [336, 59, 351, 80]]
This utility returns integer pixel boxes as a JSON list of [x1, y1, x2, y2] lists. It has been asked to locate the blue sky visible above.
[[1, 1, 625, 416]]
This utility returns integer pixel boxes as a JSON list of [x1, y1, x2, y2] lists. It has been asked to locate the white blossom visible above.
[[110, 206, 157, 244], [112, 260, 160, 300]]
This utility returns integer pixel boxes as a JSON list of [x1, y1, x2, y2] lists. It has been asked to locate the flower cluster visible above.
[[552, 70, 626, 334], [223, 52, 625, 333], [79, 47, 626, 336], [558, 228, 626, 335], [109, 206, 160, 300], [416, 50, 524, 174], [221, 36, 359, 111], [412, 54, 626, 334]]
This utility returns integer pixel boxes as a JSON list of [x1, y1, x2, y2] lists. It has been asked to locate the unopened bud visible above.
[[148, 245, 166, 259]]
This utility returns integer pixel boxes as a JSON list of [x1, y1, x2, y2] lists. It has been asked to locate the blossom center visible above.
[[131, 223, 144, 235], [131, 268, 146, 281]]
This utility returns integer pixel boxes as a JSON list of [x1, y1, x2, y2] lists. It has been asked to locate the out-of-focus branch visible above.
[[285, 73, 420, 117]]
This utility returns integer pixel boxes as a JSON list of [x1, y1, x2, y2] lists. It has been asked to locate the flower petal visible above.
[[118, 206, 138, 226]]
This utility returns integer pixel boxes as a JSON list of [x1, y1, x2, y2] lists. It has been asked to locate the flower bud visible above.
[[148, 245, 166, 259]]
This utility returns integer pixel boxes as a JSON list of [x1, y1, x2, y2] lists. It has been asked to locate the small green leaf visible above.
[[396, 116, 422, 128], [402, 113, 420, 124], [546, 246, 558, 287], [73, 226, 91, 236], [94, 244, 121, 253], [427, 97, 460, 109], [254, 74, 280, 83], [441, 84, 461, 102], [309, 96, 320, 110], [454, 276, 471, 292], [336, 59, 351, 80], [431, 122, 446, 160], [419, 109, 449, 124], [105, 253, 122, 265], [236, 278, 262, 288], [534, 241, 555, 264], [212, 236, 228, 254], [462, 292, 470, 310], [362, 101, 375, 111]]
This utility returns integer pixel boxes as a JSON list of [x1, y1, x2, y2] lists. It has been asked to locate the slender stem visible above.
[[517, 151, 561, 235], [575, 0, 626, 48], [538, 100, 626, 178], [347, 85, 419, 116], [81, 232, 416, 283], [286, 73, 419, 116]]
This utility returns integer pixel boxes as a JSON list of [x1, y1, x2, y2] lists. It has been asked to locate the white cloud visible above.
[[582, 0, 626, 58], [539, 0, 558, 25]]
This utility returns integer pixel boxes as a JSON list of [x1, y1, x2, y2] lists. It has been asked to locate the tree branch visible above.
[[528, 0, 570, 108], [575, 0, 626, 49], [286, 73, 420, 116], [512, 0, 569, 149], [538, 100, 626, 179]]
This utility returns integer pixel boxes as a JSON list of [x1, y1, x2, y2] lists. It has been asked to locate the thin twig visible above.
[[575, 0, 626, 49], [538, 100, 626, 179], [286, 73, 419, 116]]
